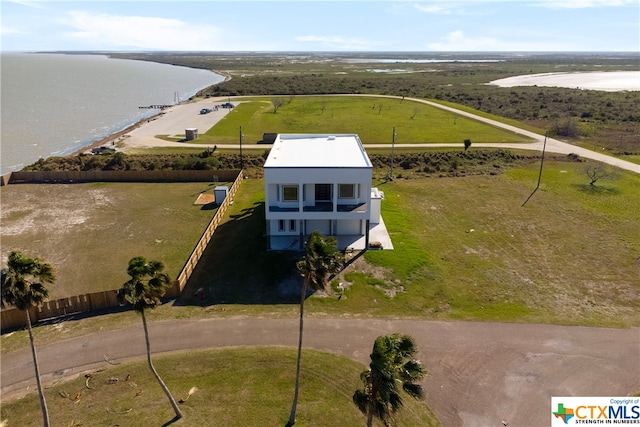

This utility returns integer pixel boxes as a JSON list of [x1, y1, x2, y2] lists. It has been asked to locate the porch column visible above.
[[365, 219, 370, 249], [298, 183, 303, 212], [299, 220, 304, 250]]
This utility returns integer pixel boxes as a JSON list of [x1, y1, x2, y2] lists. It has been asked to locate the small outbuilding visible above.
[[185, 128, 198, 141], [214, 186, 229, 205]]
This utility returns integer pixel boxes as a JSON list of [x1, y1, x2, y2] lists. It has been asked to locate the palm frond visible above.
[[402, 382, 425, 400], [354, 333, 428, 425], [352, 390, 369, 414], [1, 251, 54, 310]]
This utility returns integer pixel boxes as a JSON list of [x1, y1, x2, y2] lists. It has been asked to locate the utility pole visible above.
[[521, 131, 548, 207], [389, 126, 397, 181]]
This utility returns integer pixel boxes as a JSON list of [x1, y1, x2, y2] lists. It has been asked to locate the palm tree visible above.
[[117, 256, 183, 421], [353, 333, 427, 427], [287, 231, 342, 426], [1, 251, 55, 427]]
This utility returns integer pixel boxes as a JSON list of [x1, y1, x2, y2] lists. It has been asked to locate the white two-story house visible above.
[[264, 133, 390, 251]]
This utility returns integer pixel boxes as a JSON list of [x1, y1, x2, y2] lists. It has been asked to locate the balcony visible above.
[[269, 202, 367, 214], [303, 202, 332, 212], [268, 206, 299, 212]]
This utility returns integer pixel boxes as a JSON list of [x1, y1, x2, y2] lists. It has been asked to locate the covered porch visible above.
[[267, 217, 393, 251]]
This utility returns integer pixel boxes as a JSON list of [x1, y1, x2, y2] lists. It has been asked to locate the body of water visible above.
[[1, 53, 224, 175]]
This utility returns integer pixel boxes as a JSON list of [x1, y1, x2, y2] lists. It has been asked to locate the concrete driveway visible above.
[[2, 318, 638, 426]]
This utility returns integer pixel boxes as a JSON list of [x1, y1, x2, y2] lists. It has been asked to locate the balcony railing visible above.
[[269, 202, 367, 213]]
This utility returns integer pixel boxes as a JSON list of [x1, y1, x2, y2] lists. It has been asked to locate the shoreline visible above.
[[69, 111, 166, 156], [2, 54, 227, 172], [69, 63, 230, 157], [70, 69, 231, 157]]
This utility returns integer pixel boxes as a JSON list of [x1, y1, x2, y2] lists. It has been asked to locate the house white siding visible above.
[[306, 220, 331, 235], [264, 134, 381, 250], [335, 219, 363, 235]]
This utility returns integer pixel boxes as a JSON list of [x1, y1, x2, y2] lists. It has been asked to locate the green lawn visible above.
[[180, 160, 639, 328], [0, 347, 440, 427], [354, 160, 640, 326], [181, 96, 534, 146]]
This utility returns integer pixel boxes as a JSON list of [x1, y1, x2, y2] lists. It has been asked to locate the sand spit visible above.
[[489, 71, 640, 92]]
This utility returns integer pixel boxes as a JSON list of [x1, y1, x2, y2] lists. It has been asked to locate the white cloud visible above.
[[295, 35, 376, 50], [59, 11, 224, 50], [0, 26, 25, 36], [5, 0, 47, 9], [530, 0, 636, 8], [427, 30, 575, 51], [413, 3, 453, 14]]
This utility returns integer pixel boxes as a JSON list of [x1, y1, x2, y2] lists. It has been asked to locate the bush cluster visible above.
[[24, 149, 581, 179], [24, 151, 264, 173]]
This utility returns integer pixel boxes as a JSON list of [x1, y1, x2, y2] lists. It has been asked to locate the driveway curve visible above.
[[2, 318, 638, 426], [121, 95, 639, 174]]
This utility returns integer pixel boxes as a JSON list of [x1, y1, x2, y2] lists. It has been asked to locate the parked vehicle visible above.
[[91, 146, 116, 154]]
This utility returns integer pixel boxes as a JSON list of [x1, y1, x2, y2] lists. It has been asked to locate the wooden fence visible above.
[[169, 171, 244, 296], [1, 289, 120, 331], [5, 169, 240, 184], [1, 170, 244, 332]]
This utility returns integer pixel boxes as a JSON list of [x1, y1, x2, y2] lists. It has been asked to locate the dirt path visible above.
[[2, 318, 638, 426]]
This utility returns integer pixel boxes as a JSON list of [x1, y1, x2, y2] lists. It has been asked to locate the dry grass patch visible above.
[[1, 182, 223, 299]]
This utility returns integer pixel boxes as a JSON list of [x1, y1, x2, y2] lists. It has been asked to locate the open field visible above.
[[0, 182, 225, 299], [2, 161, 637, 426], [180, 160, 639, 327], [2, 160, 638, 328], [0, 346, 439, 427], [195, 96, 534, 146]]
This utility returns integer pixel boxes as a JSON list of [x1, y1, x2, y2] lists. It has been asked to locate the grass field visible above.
[[179, 159, 639, 327], [178, 96, 534, 146], [357, 160, 640, 326], [0, 182, 225, 299], [2, 160, 637, 330], [0, 347, 440, 427]]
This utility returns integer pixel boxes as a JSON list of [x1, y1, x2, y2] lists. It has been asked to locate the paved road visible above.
[[122, 95, 639, 174], [2, 318, 638, 426]]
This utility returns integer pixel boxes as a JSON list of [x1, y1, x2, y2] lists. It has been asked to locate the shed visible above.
[[214, 186, 229, 205], [185, 128, 198, 141]]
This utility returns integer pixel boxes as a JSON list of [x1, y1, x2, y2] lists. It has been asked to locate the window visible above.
[[339, 184, 355, 199], [278, 220, 286, 232], [283, 185, 298, 202], [289, 220, 297, 231]]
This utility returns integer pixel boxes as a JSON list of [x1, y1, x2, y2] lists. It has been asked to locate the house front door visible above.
[[315, 184, 331, 201]]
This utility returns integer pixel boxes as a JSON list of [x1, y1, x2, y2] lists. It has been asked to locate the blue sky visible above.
[[1, 0, 638, 52]]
